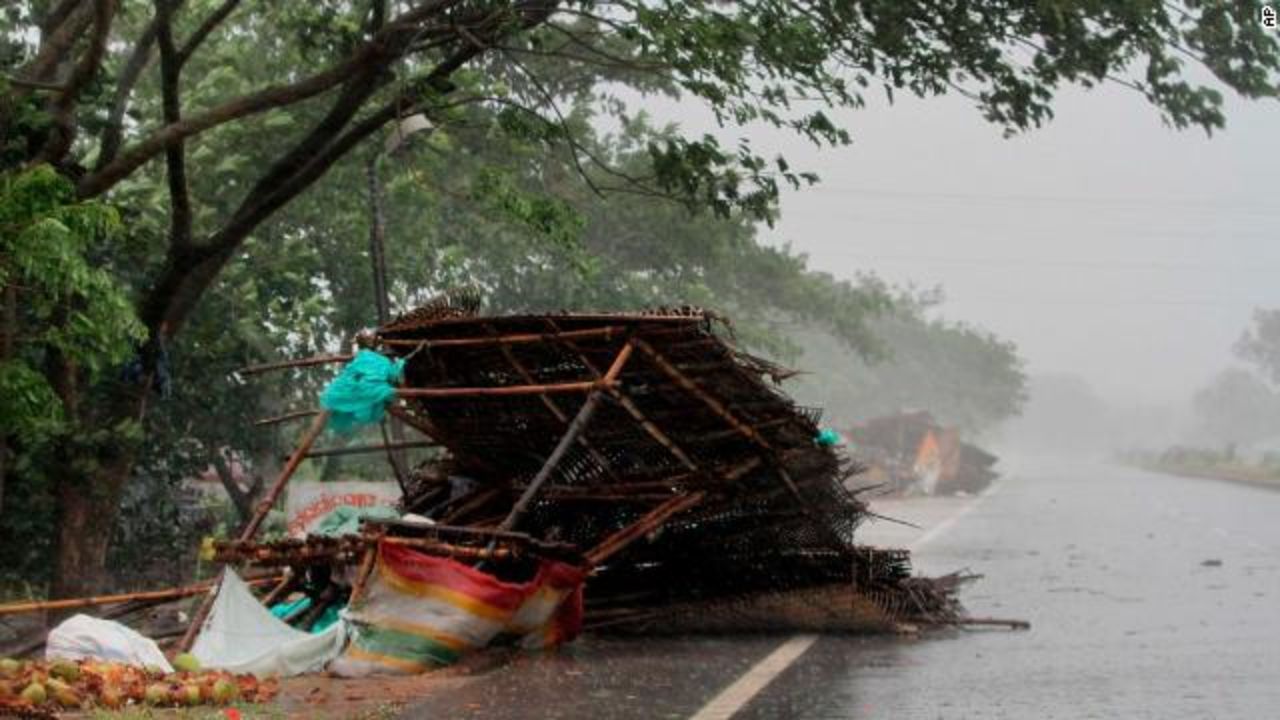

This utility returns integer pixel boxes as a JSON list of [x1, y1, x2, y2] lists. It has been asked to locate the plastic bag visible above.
[[320, 350, 404, 434], [46, 614, 174, 672]]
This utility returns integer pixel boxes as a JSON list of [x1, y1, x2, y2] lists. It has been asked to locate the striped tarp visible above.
[[331, 541, 584, 676]]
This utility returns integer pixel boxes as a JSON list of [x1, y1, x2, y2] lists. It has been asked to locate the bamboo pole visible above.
[[377, 325, 627, 348], [496, 392, 606, 532], [238, 354, 352, 376], [298, 439, 436, 460], [385, 404, 439, 439], [254, 409, 321, 427], [347, 540, 380, 609], [260, 572, 297, 608], [633, 337, 771, 450], [0, 575, 280, 617], [939, 617, 1031, 630], [543, 319, 701, 475], [584, 491, 706, 565], [491, 328, 621, 483], [396, 380, 609, 398], [241, 410, 331, 541], [179, 410, 330, 652], [496, 342, 633, 533]]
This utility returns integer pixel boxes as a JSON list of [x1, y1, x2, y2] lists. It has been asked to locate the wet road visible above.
[[400, 460, 1280, 719]]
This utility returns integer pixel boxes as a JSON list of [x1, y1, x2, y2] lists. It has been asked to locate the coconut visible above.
[[212, 678, 239, 704], [46, 678, 81, 708], [49, 660, 80, 682], [0, 658, 20, 678], [20, 682, 47, 705], [173, 653, 202, 673], [144, 682, 170, 706]]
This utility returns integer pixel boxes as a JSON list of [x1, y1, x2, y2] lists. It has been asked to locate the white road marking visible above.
[[910, 481, 1002, 551], [687, 481, 1003, 719], [688, 634, 819, 720]]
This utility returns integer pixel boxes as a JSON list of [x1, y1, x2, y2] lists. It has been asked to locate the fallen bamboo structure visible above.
[[179, 303, 982, 656], [371, 307, 968, 630]]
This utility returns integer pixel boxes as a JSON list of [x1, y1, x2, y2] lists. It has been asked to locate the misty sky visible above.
[[718, 85, 1278, 412]]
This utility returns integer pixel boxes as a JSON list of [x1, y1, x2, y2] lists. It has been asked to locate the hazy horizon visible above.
[[757, 83, 1278, 421]]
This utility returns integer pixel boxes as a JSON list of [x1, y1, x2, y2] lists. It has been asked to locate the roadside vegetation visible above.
[[1125, 309, 1280, 490]]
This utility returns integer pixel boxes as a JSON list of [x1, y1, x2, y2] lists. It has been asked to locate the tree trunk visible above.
[[0, 283, 15, 517], [47, 449, 135, 621], [45, 360, 149, 623], [211, 449, 258, 526]]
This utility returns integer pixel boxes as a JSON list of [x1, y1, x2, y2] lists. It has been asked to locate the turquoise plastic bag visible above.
[[320, 350, 405, 434], [815, 428, 841, 447], [313, 505, 400, 538]]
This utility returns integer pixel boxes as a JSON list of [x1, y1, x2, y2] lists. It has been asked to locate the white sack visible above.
[[191, 569, 346, 677], [46, 614, 174, 672]]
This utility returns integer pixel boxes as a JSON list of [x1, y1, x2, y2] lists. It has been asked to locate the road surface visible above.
[[399, 459, 1280, 719]]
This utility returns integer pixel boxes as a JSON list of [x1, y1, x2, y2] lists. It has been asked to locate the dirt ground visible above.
[[269, 651, 508, 719]]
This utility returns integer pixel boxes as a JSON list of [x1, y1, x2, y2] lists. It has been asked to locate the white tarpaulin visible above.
[[191, 569, 346, 677], [46, 614, 174, 672]]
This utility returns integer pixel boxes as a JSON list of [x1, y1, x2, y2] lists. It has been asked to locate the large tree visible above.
[[2, 0, 1277, 601]]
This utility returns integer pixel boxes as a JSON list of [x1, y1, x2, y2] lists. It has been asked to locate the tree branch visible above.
[[21, 0, 94, 83], [39, 0, 86, 34], [135, 0, 559, 337], [77, 49, 377, 198], [176, 0, 242, 66], [76, 0, 465, 198], [155, 0, 193, 248], [38, 0, 117, 165], [95, 15, 161, 172]]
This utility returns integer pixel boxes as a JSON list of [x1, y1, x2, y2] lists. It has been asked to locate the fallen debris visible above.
[[6, 303, 1015, 684], [846, 411, 999, 495]]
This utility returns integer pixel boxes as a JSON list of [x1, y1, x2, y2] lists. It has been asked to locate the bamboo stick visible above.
[[491, 328, 621, 483], [496, 341, 633, 533], [939, 617, 1031, 630], [241, 410, 331, 541], [260, 572, 297, 608], [238, 354, 352, 376], [180, 410, 330, 653], [633, 337, 771, 450], [543, 319, 701, 475], [497, 392, 606, 532], [378, 325, 626, 348], [396, 380, 609, 398], [584, 491, 706, 565], [298, 439, 436, 460], [381, 536, 515, 559], [254, 409, 320, 427], [0, 575, 279, 617], [347, 540, 380, 609], [385, 405, 439, 439]]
